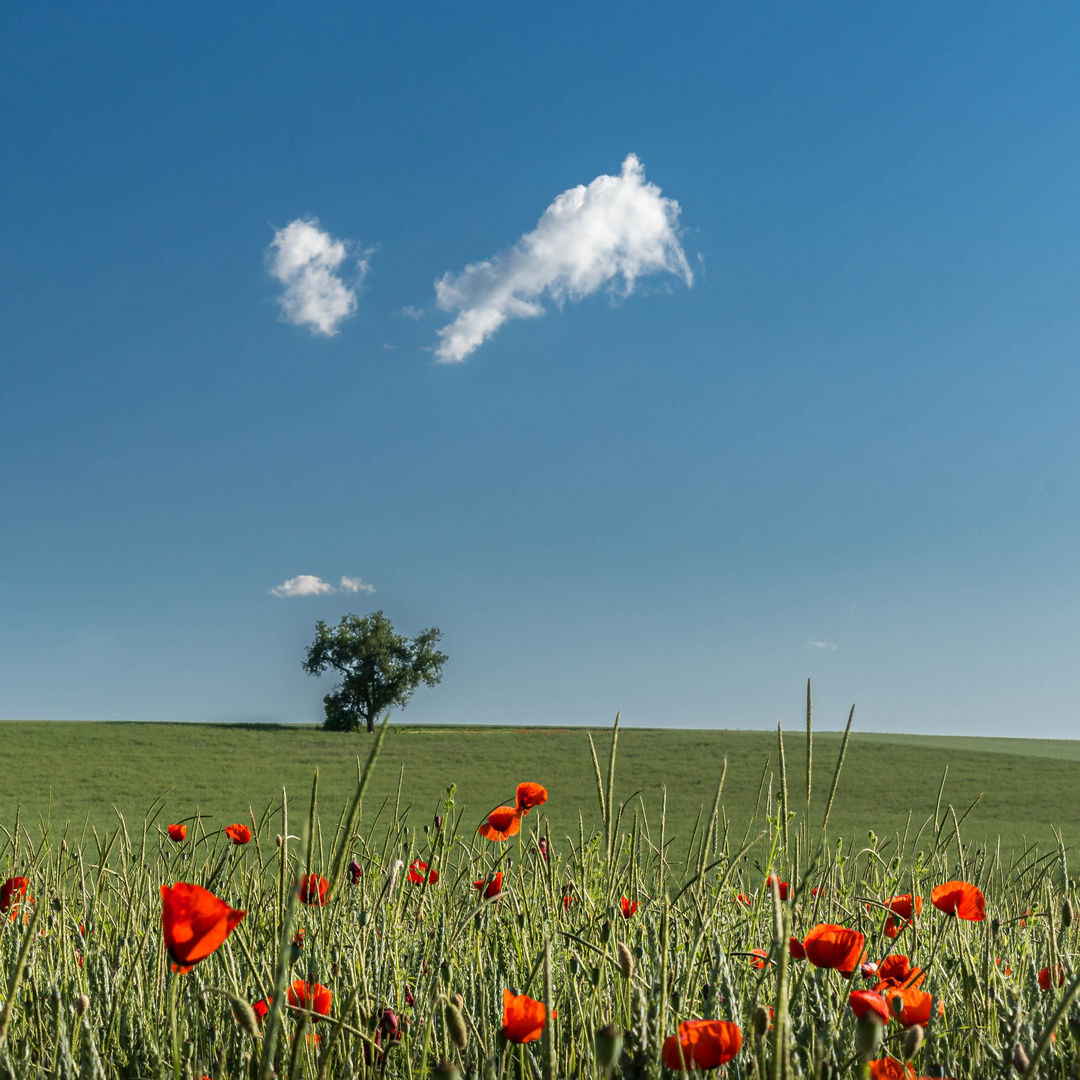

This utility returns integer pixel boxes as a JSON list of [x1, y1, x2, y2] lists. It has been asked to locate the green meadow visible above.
[[0, 720, 1075, 859]]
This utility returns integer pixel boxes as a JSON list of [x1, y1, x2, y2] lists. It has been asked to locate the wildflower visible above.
[[473, 871, 503, 899], [561, 885, 574, 910], [789, 936, 807, 961], [879, 894, 922, 938], [802, 923, 865, 977], [868, 1060, 915, 1079], [516, 783, 548, 814], [874, 955, 924, 991], [167, 824, 187, 842], [0, 877, 28, 916], [478, 807, 521, 842], [734, 893, 751, 907], [749, 949, 772, 969], [297, 874, 329, 905], [662, 1019, 742, 1070], [849, 990, 891, 1025], [502, 989, 551, 1044], [620, 896, 638, 918], [160, 882, 246, 973], [405, 986, 415, 1007], [348, 859, 362, 884], [287, 980, 332, 1018], [252, 998, 270, 1020], [995, 957, 1012, 977], [408, 859, 438, 885], [538, 836, 549, 862], [883, 988, 943, 1028], [764, 875, 789, 901], [1039, 966, 1066, 991], [225, 824, 251, 845], [930, 880, 985, 922], [861, 961, 879, 979]]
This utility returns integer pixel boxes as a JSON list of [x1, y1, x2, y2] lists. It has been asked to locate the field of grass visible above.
[[0, 719, 1077, 860]]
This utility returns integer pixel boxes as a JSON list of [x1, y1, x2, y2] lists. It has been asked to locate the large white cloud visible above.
[[434, 155, 692, 362], [266, 218, 365, 336]]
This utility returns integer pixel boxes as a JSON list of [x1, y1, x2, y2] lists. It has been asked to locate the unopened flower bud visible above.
[[434, 815, 443, 832], [432, 1059, 461, 1080], [617, 942, 634, 981], [752, 1005, 770, 1039], [75, 994, 90, 1016], [450, 993, 464, 1010], [444, 1001, 468, 1052], [1012, 1044, 1030, 1072], [902, 1024, 924, 1061], [892, 995, 905, 1019], [1063, 899, 1074, 929], [855, 1013, 883, 1058], [231, 996, 260, 1039], [275, 834, 283, 848], [594, 1023, 623, 1069], [599, 920, 612, 945]]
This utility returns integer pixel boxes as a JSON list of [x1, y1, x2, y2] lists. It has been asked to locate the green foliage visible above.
[[302, 611, 447, 733]]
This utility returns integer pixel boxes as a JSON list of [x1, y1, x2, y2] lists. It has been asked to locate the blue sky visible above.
[[3, 3, 1080, 735]]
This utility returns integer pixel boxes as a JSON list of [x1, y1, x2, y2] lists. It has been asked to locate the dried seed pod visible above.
[[617, 942, 634, 981]]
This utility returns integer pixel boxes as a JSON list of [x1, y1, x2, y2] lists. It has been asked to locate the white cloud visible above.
[[433, 154, 692, 362], [806, 639, 838, 651], [271, 574, 337, 598], [339, 576, 376, 594], [266, 218, 366, 336], [399, 305, 426, 320]]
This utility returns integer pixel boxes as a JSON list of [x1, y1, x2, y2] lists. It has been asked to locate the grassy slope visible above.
[[0, 720, 1073, 858]]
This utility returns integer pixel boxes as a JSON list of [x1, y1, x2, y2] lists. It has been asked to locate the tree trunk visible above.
[[366, 713, 375, 734]]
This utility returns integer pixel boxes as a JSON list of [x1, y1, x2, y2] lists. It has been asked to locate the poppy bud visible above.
[[902, 1024, 924, 1061], [538, 837, 549, 862], [1012, 1044, 1030, 1073], [432, 1060, 461, 1080], [444, 1001, 468, 1052], [891, 995, 904, 1019], [276, 834, 283, 848], [358, 911, 370, 928], [855, 1014, 883, 1058], [752, 1005, 770, 1039], [991, 916, 1001, 935], [590, 965, 602, 987], [594, 1023, 623, 1069], [516, 913, 525, 929], [1063, 899, 1074, 929], [61, 840, 68, 853], [599, 920, 612, 945], [483, 1057, 498, 1080], [75, 994, 90, 1016], [669, 991, 681, 1013], [439, 960, 451, 985], [569, 956, 581, 976], [50, 897, 62, 913], [348, 860, 362, 885], [434, 815, 443, 832], [617, 942, 634, 981], [231, 996, 260, 1039]]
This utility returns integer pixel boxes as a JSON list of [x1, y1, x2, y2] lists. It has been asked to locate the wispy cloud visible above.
[[270, 573, 375, 598], [399, 305, 426, 320], [806, 639, 838, 651], [266, 218, 367, 336], [433, 154, 692, 362], [339, 576, 376, 594]]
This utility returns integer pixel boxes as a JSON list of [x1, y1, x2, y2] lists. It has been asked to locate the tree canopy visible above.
[[301, 611, 447, 733]]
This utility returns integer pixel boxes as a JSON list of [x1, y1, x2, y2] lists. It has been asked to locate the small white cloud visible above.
[[270, 574, 337, 598], [382, 343, 398, 350], [399, 305, 426, 320], [433, 154, 692, 362], [339, 576, 376, 594], [266, 218, 366, 336], [806, 639, 838, 651]]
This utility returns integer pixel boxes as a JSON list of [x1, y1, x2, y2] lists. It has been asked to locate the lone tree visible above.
[[302, 611, 448, 733]]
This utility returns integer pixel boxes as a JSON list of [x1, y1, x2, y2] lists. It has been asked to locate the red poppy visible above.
[[930, 880, 985, 922], [287, 980, 332, 1018], [874, 955, 924, 991], [883, 988, 943, 1028], [297, 874, 329, 905], [849, 990, 891, 1025], [749, 949, 772, 969], [788, 936, 806, 961], [502, 989, 551, 1044], [802, 923, 865, 977], [734, 893, 751, 907], [764, 875, 789, 901], [1039, 966, 1066, 991], [407, 859, 438, 885], [167, 824, 187, 842], [473, 871, 503, 899], [561, 886, 574, 910], [878, 895, 922, 938], [620, 896, 638, 918], [995, 957, 1012, 977], [662, 1019, 742, 1070], [478, 807, 521, 842], [252, 998, 270, 1019], [516, 783, 548, 815], [0, 877, 28, 915], [868, 1061, 915, 1080], [160, 882, 246, 974], [225, 824, 252, 845]]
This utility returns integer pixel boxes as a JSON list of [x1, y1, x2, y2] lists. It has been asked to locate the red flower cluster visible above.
[[478, 782, 548, 843]]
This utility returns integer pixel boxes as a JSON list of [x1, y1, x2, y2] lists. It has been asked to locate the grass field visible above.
[[1, 719, 1076, 859]]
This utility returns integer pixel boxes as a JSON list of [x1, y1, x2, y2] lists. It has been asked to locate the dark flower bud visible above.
[[1063, 899, 1074, 929], [752, 1006, 769, 1039], [902, 1024, 924, 1061], [432, 1059, 461, 1080], [599, 920, 612, 945], [594, 1024, 623, 1068], [590, 966, 602, 987]]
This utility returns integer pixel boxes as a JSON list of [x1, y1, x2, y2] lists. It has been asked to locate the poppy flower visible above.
[[930, 880, 985, 922], [287, 980, 332, 1018], [225, 823, 251, 845], [0, 877, 28, 915], [474, 871, 503, 899], [1039, 966, 1066, 991], [620, 897, 638, 918], [478, 807, 521, 842], [789, 936, 806, 961], [883, 988, 943, 1028], [297, 874, 329, 905], [407, 859, 438, 885], [502, 989, 551, 1044], [662, 1019, 742, 1070], [878, 895, 922, 938], [802, 923, 866, 977], [749, 949, 772, 969], [516, 783, 548, 815], [849, 990, 891, 1025], [561, 886, 574, 911], [348, 859, 362, 884], [160, 882, 246, 974], [252, 998, 270, 1020], [538, 836, 549, 862], [995, 957, 1012, 977], [874, 955, 924, 991], [167, 824, 187, 842], [868, 1061, 915, 1080], [764, 875, 789, 901], [734, 893, 751, 907]]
